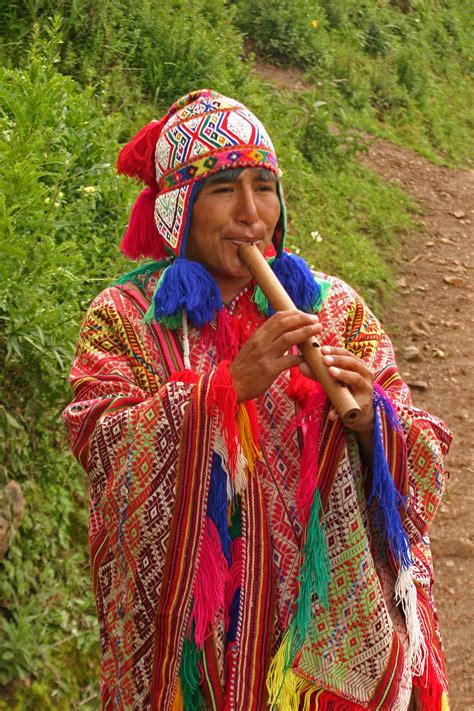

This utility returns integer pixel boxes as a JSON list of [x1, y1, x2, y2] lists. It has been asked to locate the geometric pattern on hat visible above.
[[153, 89, 286, 258]]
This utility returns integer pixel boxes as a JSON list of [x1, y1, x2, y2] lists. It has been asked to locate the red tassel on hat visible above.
[[118, 117, 169, 260], [120, 187, 168, 260], [117, 118, 167, 188]]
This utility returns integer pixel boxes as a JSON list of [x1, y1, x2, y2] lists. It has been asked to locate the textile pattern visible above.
[[63, 271, 451, 710]]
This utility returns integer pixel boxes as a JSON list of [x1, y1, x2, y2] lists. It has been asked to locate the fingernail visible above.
[[321, 346, 331, 354], [323, 355, 334, 364], [330, 366, 340, 376]]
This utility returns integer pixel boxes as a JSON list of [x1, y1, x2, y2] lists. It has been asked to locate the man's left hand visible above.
[[299, 345, 374, 433]]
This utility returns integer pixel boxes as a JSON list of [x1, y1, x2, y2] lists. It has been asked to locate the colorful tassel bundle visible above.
[[253, 253, 331, 315], [267, 388, 330, 708], [145, 258, 223, 329], [369, 385, 411, 569], [117, 119, 170, 261]]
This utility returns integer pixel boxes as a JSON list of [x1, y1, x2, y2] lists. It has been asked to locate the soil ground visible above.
[[361, 141, 474, 710]]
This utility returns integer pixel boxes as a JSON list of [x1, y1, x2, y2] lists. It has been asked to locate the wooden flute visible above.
[[238, 243, 361, 426]]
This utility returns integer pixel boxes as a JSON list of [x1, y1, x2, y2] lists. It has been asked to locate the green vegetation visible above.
[[0, 2, 471, 707]]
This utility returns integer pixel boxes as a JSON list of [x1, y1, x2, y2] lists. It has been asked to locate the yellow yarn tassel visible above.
[[441, 692, 450, 711], [172, 679, 184, 710], [237, 404, 260, 474], [266, 633, 314, 710]]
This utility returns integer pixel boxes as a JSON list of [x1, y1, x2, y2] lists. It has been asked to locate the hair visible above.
[[192, 167, 277, 200]]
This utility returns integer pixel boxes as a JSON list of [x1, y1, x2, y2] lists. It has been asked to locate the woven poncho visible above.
[[63, 265, 451, 711]]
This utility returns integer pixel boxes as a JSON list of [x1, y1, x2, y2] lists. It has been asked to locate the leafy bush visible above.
[[0, 24, 134, 707], [235, 0, 329, 67], [0, 0, 248, 104]]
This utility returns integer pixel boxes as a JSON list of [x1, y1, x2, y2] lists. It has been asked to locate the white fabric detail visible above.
[[213, 430, 248, 500], [182, 310, 191, 370], [395, 566, 428, 676]]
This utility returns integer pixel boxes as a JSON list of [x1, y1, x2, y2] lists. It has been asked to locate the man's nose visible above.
[[235, 186, 259, 224]]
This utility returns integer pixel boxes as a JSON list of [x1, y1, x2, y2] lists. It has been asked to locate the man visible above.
[[63, 90, 451, 710]]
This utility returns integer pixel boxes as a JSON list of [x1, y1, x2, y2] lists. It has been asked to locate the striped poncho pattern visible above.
[[63, 268, 451, 710]]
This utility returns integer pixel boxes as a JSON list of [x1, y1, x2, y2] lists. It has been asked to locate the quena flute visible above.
[[238, 243, 361, 426]]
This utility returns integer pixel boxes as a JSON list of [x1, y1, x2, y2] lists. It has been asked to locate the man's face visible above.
[[186, 167, 281, 301]]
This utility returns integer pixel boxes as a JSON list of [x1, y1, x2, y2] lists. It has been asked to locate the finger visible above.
[[327, 365, 372, 391], [322, 353, 372, 377], [275, 353, 305, 373], [272, 322, 322, 354], [264, 310, 320, 342]]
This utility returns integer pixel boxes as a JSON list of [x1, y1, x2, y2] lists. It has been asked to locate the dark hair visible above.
[[193, 167, 276, 199]]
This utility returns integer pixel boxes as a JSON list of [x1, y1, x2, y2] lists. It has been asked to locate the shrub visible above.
[[0, 23, 133, 705], [234, 0, 329, 67], [0, 0, 248, 104]]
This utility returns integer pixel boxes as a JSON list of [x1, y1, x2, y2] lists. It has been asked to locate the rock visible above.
[[451, 209, 466, 219], [443, 275, 465, 287], [407, 380, 428, 391], [410, 320, 429, 336], [431, 348, 446, 359], [440, 237, 455, 244], [404, 345, 423, 361], [396, 276, 407, 288], [426, 241, 435, 247]]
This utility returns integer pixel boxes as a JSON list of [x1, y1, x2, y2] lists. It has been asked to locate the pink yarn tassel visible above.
[[190, 518, 229, 648], [295, 384, 326, 525], [224, 537, 243, 629], [206, 362, 240, 476]]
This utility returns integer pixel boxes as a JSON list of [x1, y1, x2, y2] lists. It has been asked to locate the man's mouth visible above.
[[225, 238, 262, 246]]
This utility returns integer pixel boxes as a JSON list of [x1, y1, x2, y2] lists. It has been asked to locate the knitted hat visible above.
[[118, 89, 286, 261], [117, 89, 324, 328]]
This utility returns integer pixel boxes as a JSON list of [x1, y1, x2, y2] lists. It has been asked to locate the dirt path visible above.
[[252, 55, 474, 706], [361, 141, 474, 710]]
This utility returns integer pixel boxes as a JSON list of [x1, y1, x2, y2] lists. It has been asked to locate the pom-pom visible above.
[[152, 259, 222, 327], [271, 252, 322, 312], [117, 118, 167, 188], [120, 188, 168, 261], [254, 253, 329, 315]]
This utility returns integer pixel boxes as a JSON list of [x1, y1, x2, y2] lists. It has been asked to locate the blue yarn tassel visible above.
[[152, 258, 222, 327], [226, 589, 240, 644], [208, 454, 232, 565], [253, 253, 328, 315], [369, 389, 412, 569], [271, 252, 322, 312]]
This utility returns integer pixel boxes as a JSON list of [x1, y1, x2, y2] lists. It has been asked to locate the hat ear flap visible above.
[[117, 118, 167, 188]]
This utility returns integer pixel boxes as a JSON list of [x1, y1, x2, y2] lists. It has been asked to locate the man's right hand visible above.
[[229, 309, 322, 402]]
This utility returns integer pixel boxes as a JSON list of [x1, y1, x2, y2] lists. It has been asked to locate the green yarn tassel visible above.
[[253, 284, 271, 315], [228, 498, 242, 539], [313, 278, 331, 312], [142, 264, 182, 329], [252, 257, 275, 315], [159, 311, 182, 329], [289, 489, 330, 663], [179, 633, 203, 710], [112, 259, 171, 290]]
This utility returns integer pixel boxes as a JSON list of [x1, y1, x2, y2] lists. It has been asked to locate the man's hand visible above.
[[229, 310, 322, 402], [300, 345, 374, 431]]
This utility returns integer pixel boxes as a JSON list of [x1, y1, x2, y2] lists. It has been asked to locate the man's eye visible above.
[[212, 185, 233, 193], [256, 184, 275, 192]]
